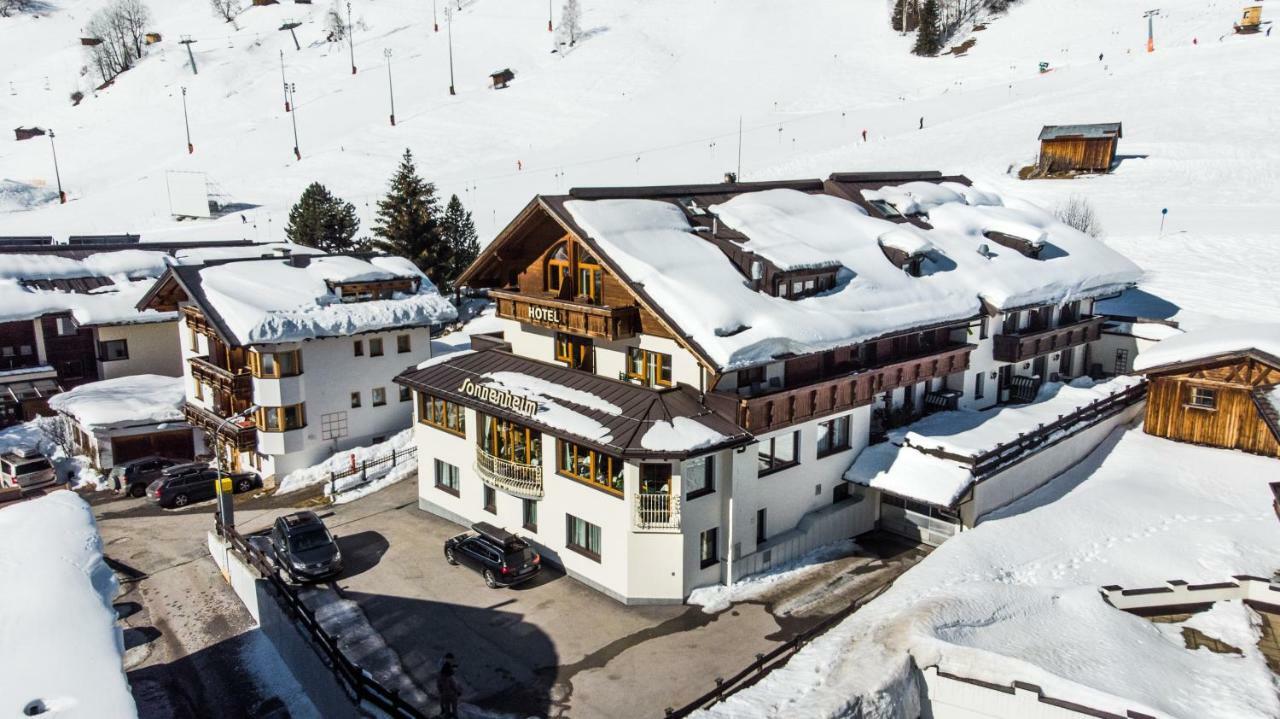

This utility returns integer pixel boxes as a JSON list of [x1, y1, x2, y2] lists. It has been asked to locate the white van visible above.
[[0, 448, 56, 490]]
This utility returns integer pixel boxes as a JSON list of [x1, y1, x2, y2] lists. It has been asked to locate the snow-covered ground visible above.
[[275, 426, 413, 495], [706, 428, 1280, 719], [0, 491, 137, 718], [0, 416, 104, 489]]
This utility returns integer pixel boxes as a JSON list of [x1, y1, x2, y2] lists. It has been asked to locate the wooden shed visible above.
[[14, 127, 46, 141], [490, 68, 515, 89], [1236, 5, 1264, 33], [1036, 123, 1122, 174], [1138, 346, 1280, 458]]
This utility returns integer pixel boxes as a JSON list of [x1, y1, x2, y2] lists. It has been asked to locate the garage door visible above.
[[880, 494, 960, 547], [111, 429, 195, 466]]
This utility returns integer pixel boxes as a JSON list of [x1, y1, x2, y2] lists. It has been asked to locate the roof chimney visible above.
[[977, 243, 991, 258], [290, 254, 312, 268], [723, 172, 738, 184]]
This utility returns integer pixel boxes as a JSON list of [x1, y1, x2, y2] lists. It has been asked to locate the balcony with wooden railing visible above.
[[633, 492, 681, 531], [728, 343, 975, 434], [183, 401, 257, 451], [992, 315, 1106, 364], [189, 356, 252, 398], [474, 446, 544, 500], [490, 288, 639, 341]]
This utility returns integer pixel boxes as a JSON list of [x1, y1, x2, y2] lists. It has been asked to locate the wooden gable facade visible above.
[[1142, 353, 1280, 458]]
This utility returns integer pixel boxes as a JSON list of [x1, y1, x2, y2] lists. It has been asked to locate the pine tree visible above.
[[913, 0, 942, 56], [370, 149, 449, 283], [441, 194, 479, 290], [285, 182, 361, 253]]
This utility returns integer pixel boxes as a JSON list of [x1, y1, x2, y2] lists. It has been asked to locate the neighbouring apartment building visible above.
[[139, 250, 456, 479], [397, 171, 1142, 604]]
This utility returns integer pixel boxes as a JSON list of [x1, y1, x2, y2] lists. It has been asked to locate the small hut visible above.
[[1235, 5, 1264, 33], [1036, 123, 1122, 174], [14, 127, 47, 141], [490, 68, 515, 90], [145, 32, 162, 45], [1134, 325, 1280, 458]]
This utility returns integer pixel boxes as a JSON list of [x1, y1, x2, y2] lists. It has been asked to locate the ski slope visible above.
[[2, 0, 1278, 330]]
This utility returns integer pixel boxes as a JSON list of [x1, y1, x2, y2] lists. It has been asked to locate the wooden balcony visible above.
[[992, 315, 1105, 364], [474, 446, 544, 500], [730, 344, 974, 434], [189, 356, 252, 398], [490, 288, 639, 341], [183, 401, 257, 451]]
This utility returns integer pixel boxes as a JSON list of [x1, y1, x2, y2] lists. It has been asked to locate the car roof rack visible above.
[[282, 511, 322, 530], [471, 522, 524, 550]]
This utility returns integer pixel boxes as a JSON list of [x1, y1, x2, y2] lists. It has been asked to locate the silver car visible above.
[[0, 449, 56, 490]]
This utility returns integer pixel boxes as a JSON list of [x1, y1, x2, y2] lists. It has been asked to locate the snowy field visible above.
[[708, 428, 1280, 719], [2, 0, 1277, 332]]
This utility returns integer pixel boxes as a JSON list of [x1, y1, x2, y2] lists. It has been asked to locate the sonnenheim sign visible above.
[[458, 378, 538, 417]]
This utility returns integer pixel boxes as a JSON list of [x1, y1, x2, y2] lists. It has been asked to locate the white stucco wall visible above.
[[95, 321, 182, 380]]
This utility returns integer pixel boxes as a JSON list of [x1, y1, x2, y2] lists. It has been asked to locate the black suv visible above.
[[110, 456, 181, 497], [270, 511, 343, 582], [444, 522, 541, 588], [145, 463, 260, 508]]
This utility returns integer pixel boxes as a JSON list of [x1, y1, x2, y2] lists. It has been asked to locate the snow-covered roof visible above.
[[48, 374, 187, 432], [563, 182, 1140, 371], [0, 491, 137, 718], [0, 249, 181, 326], [171, 254, 457, 345], [1134, 322, 1280, 372]]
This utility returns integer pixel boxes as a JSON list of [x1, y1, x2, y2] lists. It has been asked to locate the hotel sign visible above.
[[459, 378, 538, 417], [526, 305, 564, 325]]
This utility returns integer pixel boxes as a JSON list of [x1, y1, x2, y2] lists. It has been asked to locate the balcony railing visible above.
[[183, 401, 257, 451], [634, 492, 681, 531], [992, 315, 1105, 364], [474, 446, 544, 500], [189, 356, 252, 397], [490, 288, 640, 341], [730, 343, 975, 434]]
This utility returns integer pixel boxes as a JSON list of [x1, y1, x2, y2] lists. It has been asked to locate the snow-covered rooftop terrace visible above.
[[565, 182, 1141, 370]]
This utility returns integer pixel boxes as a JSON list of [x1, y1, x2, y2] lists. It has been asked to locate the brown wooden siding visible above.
[[40, 315, 98, 388], [1038, 138, 1117, 173], [0, 320, 41, 372], [992, 315, 1105, 364], [1143, 358, 1280, 457]]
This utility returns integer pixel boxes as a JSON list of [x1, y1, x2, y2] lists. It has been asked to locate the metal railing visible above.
[[474, 447, 543, 499], [214, 519, 428, 718], [905, 380, 1148, 479], [326, 445, 417, 498], [634, 492, 681, 531]]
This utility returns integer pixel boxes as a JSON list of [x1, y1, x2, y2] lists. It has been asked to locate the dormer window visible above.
[[878, 230, 934, 278], [332, 278, 417, 303], [771, 269, 837, 299], [868, 199, 903, 218], [983, 230, 1045, 259]]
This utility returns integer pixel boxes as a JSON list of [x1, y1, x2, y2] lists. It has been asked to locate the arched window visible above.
[[578, 249, 603, 304], [546, 242, 570, 296]]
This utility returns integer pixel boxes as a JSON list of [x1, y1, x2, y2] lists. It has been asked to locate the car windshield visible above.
[[290, 529, 332, 552]]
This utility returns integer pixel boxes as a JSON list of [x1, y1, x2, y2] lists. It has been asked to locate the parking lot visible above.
[[91, 476, 925, 718]]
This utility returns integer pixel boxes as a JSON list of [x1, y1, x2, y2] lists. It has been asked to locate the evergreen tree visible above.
[[441, 194, 479, 290], [285, 182, 361, 253], [370, 149, 449, 282], [913, 0, 942, 56]]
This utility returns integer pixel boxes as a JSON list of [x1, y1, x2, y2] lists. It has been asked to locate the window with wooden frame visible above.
[[434, 459, 460, 496], [1187, 386, 1217, 411], [566, 514, 602, 561], [369, 338, 384, 357], [557, 440, 624, 496], [522, 499, 538, 532], [256, 403, 306, 432], [353, 340, 364, 357], [546, 242, 571, 297], [577, 249, 603, 304], [397, 334, 411, 354], [418, 393, 466, 435], [816, 415, 851, 458], [479, 413, 541, 465], [351, 391, 361, 408], [249, 349, 302, 378], [192, 378, 204, 401], [684, 455, 715, 499], [626, 347, 673, 387], [699, 527, 719, 569], [554, 333, 594, 372], [372, 387, 387, 407], [758, 431, 799, 475]]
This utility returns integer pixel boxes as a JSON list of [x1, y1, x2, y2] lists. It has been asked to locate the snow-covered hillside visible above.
[[3, 0, 1277, 331]]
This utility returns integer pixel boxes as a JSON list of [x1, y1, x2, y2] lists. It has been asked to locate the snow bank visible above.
[[640, 416, 730, 453], [47, 374, 186, 431], [0, 178, 58, 213], [276, 428, 413, 494], [197, 256, 456, 344], [688, 539, 859, 614], [1133, 322, 1280, 372], [709, 430, 1280, 719], [566, 186, 1140, 371], [0, 491, 137, 718]]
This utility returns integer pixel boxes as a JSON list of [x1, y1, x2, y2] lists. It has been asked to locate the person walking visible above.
[[861, 129, 867, 142], [437, 664, 461, 719], [1098, 52, 1104, 61], [918, 116, 924, 130]]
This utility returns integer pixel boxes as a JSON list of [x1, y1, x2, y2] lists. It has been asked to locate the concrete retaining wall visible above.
[[1101, 575, 1280, 613], [921, 666, 1153, 719], [730, 493, 877, 582]]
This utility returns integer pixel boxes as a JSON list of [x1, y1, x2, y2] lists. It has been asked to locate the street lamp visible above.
[[384, 48, 396, 126], [48, 129, 65, 204]]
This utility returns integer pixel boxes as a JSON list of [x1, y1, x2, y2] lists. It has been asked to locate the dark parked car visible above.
[[270, 511, 343, 582], [444, 522, 541, 588], [145, 464, 260, 508], [110, 456, 181, 497]]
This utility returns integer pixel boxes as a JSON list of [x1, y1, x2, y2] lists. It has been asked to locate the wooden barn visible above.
[[490, 68, 515, 89], [13, 127, 46, 141], [1036, 123, 1122, 174], [1136, 332, 1280, 458]]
